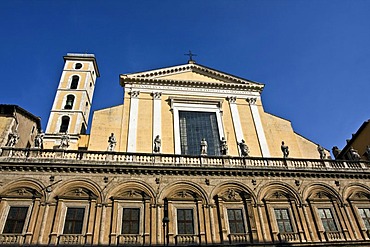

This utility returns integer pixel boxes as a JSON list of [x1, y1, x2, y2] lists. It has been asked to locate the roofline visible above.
[[338, 119, 370, 157], [120, 62, 264, 86], [0, 104, 42, 131], [64, 53, 100, 77]]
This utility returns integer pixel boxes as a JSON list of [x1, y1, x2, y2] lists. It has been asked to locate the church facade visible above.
[[0, 53, 370, 246]]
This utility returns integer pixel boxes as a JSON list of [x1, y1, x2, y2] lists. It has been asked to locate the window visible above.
[[274, 208, 293, 233], [63, 208, 85, 234], [3, 206, 28, 234], [80, 124, 86, 135], [64, 95, 75, 109], [179, 111, 220, 156], [59, 116, 70, 133], [122, 208, 140, 234], [177, 209, 194, 234], [75, 63, 82, 69], [359, 208, 370, 229], [227, 209, 245, 234], [71, 76, 79, 89], [318, 208, 338, 232]]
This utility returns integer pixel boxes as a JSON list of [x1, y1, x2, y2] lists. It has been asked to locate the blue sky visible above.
[[1, 0, 369, 153]]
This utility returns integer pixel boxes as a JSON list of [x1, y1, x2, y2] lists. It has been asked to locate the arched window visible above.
[[64, 95, 75, 109], [70, 76, 79, 89], [75, 63, 82, 69], [59, 116, 70, 133]]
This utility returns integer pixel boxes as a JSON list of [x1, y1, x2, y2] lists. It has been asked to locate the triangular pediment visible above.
[[120, 63, 264, 91]]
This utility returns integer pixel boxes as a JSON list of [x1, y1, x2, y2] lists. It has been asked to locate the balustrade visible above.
[[0, 234, 23, 245], [59, 234, 84, 245], [175, 234, 199, 245], [118, 234, 142, 245], [277, 232, 300, 242], [228, 233, 250, 243]]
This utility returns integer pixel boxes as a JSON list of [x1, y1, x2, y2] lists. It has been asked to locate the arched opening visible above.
[[64, 95, 75, 109], [75, 63, 82, 69], [59, 116, 70, 133], [70, 76, 79, 89]]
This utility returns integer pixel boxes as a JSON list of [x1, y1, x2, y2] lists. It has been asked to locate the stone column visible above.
[[85, 199, 97, 245], [246, 98, 270, 157], [227, 96, 244, 156], [24, 198, 41, 245], [152, 92, 162, 152], [196, 200, 206, 244], [50, 200, 63, 245], [109, 200, 118, 245], [143, 198, 151, 244], [127, 91, 140, 152], [98, 203, 107, 245], [302, 203, 315, 241]]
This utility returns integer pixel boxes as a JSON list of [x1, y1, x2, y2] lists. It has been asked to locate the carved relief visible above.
[[152, 92, 162, 99], [130, 91, 140, 98], [220, 188, 242, 202], [227, 96, 237, 103], [246, 98, 257, 105]]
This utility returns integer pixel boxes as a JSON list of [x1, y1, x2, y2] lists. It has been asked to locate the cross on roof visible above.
[[184, 50, 197, 63]]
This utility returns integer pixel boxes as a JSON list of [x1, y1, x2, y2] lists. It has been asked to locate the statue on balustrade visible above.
[[59, 132, 70, 149], [34, 133, 44, 149], [6, 131, 19, 147], [281, 141, 289, 158], [107, 133, 117, 151], [200, 138, 207, 155], [317, 144, 326, 159], [349, 146, 361, 161], [238, 139, 249, 157], [365, 145, 370, 161], [153, 135, 161, 153], [332, 146, 341, 159], [220, 137, 228, 155]]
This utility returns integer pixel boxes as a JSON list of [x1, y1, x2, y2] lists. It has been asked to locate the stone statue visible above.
[[349, 146, 361, 161], [6, 132, 19, 147], [281, 141, 289, 158], [317, 144, 326, 159], [59, 132, 70, 149], [200, 138, 207, 155], [107, 133, 117, 151], [34, 133, 44, 149], [365, 145, 370, 161], [220, 137, 228, 155], [238, 139, 249, 157], [332, 146, 341, 159], [153, 135, 161, 153]]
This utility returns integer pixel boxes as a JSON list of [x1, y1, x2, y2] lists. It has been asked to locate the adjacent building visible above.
[[0, 54, 369, 246]]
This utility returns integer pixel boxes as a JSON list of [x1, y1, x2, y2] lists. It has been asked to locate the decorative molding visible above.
[[227, 96, 237, 104], [152, 92, 162, 99], [246, 98, 257, 105], [130, 91, 140, 98]]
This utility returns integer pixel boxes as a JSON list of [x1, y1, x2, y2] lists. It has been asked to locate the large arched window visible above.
[[59, 116, 70, 133], [64, 95, 75, 109], [70, 76, 79, 89]]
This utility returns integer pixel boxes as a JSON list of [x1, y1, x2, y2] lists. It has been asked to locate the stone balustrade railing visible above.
[[0, 234, 23, 245], [175, 234, 199, 245], [229, 233, 250, 243], [118, 234, 142, 245], [59, 234, 84, 245], [0, 147, 369, 172]]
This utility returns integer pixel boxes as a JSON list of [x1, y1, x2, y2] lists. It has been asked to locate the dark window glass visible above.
[[122, 208, 140, 234], [59, 116, 70, 133], [63, 208, 85, 234], [179, 111, 220, 156], [318, 208, 338, 232], [75, 63, 82, 69], [359, 208, 370, 229], [177, 209, 194, 234], [227, 209, 246, 234], [64, 95, 75, 109], [80, 124, 86, 135], [274, 208, 293, 233], [3, 207, 28, 234], [71, 76, 79, 89]]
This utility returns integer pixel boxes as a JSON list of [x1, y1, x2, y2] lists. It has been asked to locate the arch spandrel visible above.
[[210, 181, 256, 204], [342, 183, 370, 201], [301, 183, 342, 204], [258, 182, 301, 204], [105, 180, 156, 204], [51, 178, 102, 203], [0, 178, 46, 200], [158, 181, 209, 204]]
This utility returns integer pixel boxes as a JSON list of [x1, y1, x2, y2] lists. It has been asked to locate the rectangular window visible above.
[[274, 208, 293, 233], [318, 208, 338, 232], [3, 206, 28, 234], [179, 111, 220, 156], [122, 208, 140, 234], [227, 209, 246, 234], [359, 208, 370, 230], [63, 208, 85, 234], [177, 209, 194, 234]]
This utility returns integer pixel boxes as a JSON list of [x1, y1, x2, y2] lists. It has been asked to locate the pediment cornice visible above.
[[120, 63, 264, 92]]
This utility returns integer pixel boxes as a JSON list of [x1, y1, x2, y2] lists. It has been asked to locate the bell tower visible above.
[[44, 53, 99, 149]]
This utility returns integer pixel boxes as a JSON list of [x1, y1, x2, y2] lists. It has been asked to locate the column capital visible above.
[[152, 92, 162, 99], [246, 98, 257, 105], [130, 91, 140, 98], [227, 96, 237, 103]]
